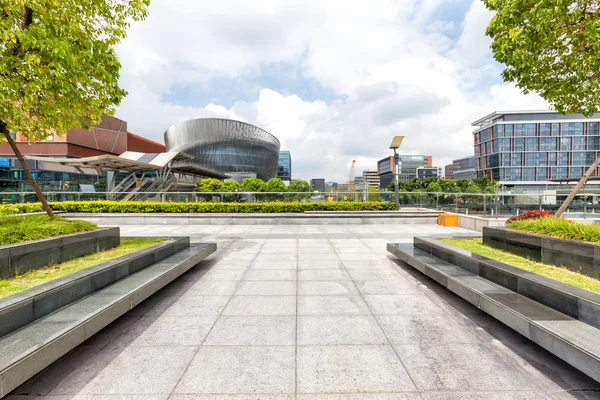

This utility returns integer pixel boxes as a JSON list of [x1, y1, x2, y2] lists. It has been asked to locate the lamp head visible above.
[[389, 136, 404, 150]]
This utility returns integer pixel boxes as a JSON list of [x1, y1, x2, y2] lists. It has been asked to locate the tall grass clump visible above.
[[0, 215, 97, 246], [507, 217, 600, 244]]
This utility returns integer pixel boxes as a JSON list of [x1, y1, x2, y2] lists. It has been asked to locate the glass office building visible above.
[[277, 151, 292, 181], [165, 118, 281, 182], [472, 111, 600, 183]]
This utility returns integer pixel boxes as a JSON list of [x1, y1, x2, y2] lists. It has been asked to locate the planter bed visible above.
[[0, 227, 120, 279], [483, 226, 600, 279], [387, 236, 600, 383], [0, 236, 216, 398]]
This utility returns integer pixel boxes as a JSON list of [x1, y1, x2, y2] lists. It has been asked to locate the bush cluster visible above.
[[0, 201, 395, 214], [506, 210, 553, 224], [507, 217, 600, 244]]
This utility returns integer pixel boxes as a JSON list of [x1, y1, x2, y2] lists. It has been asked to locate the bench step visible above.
[[0, 243, 216, 398], [388, 244, 600, 383]]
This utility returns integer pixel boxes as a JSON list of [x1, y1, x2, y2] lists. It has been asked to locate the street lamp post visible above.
[[389, 136, 404, 211]]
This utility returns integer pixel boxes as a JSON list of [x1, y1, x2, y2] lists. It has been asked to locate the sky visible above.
[[113, 0, 549, 182]]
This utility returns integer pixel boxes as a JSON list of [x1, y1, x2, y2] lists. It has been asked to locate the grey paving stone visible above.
[[347, 268, 401, 281], [234, 281, 296, 296], [377, 314, 478, 345], [243, 270, 296, 281], [297, 281, 359, 296], [354, 279, 421, 295], [298, 253, 340, 261], [298, 269, 351, 281], [222, 296, 296, 316], [80, 346, 196, 395], [296, 345, 415, 393], [342, 260, 395, 269], [338, 254, 382, 261], [187, 280, 240, 296], [174, 346, 295, 394], [131, 315, 217, 346], [162, 295, 231, 316], [203, 270, 247, 281], [297, 395, 419, 400], [363, 295, 445, 316], [170, 395, 294, 400], [393, 343, 536, 391], [251, 260, 297, 270], [254, 254, 297, 261], [204, 316, 296, 345], [298, 295, 371, 315], [418, 392, 546, 400], [297, 260, 346, 270], [297, 316, 387, 345]]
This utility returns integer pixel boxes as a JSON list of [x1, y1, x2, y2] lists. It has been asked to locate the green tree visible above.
[[0, 1, 149, 216], [196, 178, 223, 192], [367, 185, 380, 201], [264, 178, 286, 201], [220, 180, 241, 202], [484, 1, 600, 115], [241, 178, 266, 192], [286, 180, 312, 201]]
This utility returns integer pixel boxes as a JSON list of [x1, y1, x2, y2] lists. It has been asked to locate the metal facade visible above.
[[164, 118, 281, 181]]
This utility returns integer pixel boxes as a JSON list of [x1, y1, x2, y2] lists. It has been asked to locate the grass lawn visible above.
[[0, 238, 164, 298], [507, 217, 600, 244], [0, 214, 97, 246], [440, 238, 600, 295]]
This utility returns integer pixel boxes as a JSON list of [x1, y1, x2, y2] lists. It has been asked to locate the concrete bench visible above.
[[0, 242, 216, 398], [388, 241, 600, 383]]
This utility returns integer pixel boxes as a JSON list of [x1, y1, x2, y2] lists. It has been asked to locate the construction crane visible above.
[[347, 160, 356, 194]]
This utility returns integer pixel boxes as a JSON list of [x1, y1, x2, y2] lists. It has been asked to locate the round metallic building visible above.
[[164, 118, 281, 181]]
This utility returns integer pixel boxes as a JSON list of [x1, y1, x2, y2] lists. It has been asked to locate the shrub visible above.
[[507, 216, 600, 244], [0, 201, 395, 214], [506, 210, 553, 224]]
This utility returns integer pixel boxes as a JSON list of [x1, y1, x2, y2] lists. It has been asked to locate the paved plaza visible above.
[[8, 224, 600, 399]]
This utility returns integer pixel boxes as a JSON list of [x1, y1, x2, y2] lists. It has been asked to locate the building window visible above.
[[540, 124, 551, 136], [511, 153, 522, 166], [541, 137, 557, 151], [507, 168, 522, 181], [562, 122, 583, 136], [537, 167, 547, 180], [526, 138, 539, 151], [573, 136, 586, 150], [558, 152, 569, 166], [560, 137, 571, 151], [522, 167, 535, 181], [552, 167, 568, 179], [552, 123, 561, 136], [514, 138, 525, 151]]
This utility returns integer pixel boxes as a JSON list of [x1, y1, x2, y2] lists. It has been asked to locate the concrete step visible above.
[[388, 244, 600, 383], [0, 243, 216, 398]]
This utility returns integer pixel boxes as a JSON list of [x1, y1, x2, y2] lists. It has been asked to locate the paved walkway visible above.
[[9, 224, 600, 399]]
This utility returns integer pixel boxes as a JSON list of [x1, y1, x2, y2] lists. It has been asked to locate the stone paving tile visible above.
[[393, 343, 537, 391], [174, 346, 295, 394], [162, 295, 231, 316], [377, 314, 479, 345], [222, 295, 296, 316], [251, 260, 297, 269], [171, 395, 294, 400], [204, 316, 296, 346], [243, 269, 296, 281], [298, 269, 351, 281], [203, 269, 247, 281], [234, 280, 297, 296], [297, 345, 416, 393], [187, 280, 240, 295], [80, 346, 197, 395], [363, 294, 445, 316], [297, 260, 346, 270], [298, 295, 371, 315], [346, 269, 402, 281], [297, 280, 359, 296], [354, 279, 421, 295], [131, 315, 218, 346], [296, 395, 419, 400], [297, 316, 388, 345]]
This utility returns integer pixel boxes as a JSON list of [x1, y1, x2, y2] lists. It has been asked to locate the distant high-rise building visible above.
[[310, 178, 326, 192], [277, 151, 292, 181], [445, 156, 476, 180], [362, 170, 379, 187], [472, 110, 600, 188], [354, 176, 364, 186], [377, 154, 432, 188], [417, 167, 442, 181]]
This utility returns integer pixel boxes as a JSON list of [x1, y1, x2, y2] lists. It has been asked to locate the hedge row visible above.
[[0, 201, 396, 214]]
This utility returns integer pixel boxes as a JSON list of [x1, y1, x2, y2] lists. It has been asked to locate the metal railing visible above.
[[1, 191, 600, 219]]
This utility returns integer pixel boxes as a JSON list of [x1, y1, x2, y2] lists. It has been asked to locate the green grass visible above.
[[0, 238, 164, 298], [440, 238, 600, 295], [0, 214, 97, 246], [507, 217, 600, 244]]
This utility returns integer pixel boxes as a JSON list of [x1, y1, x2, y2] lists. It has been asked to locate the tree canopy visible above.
[[0, 0, 150, 139], [484, 0, 600, 115]]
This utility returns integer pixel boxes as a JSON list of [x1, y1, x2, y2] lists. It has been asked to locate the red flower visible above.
[[506, 210, 553, 224]]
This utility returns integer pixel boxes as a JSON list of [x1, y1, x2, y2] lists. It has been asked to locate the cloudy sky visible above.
[[114, 0, 549, 182]]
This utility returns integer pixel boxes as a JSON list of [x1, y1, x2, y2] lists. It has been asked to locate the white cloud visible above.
[[114, 0, 549, 182]]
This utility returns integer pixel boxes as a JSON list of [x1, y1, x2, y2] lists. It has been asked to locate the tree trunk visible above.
[[0, 122, 54, 217]]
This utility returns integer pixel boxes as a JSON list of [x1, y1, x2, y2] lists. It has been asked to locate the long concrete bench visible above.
[[388, 240, 600, 383], [0, 242, 216, 398]]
